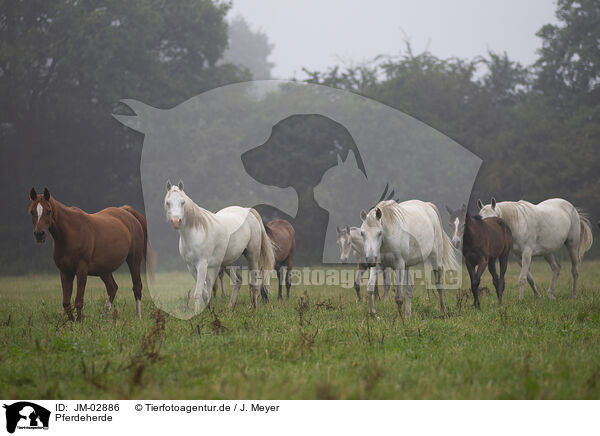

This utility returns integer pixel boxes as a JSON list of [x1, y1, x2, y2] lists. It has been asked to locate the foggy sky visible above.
[[228, 0, 558, 79]]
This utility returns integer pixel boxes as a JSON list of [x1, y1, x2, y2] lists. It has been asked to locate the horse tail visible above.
[[122, 205, 156, 281], [250, 208, 275, 288], [577, 210, 593, 260], [430, 203, 459, 272]]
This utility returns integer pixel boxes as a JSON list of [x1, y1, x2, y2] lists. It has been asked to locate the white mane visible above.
[[167, 187, 215, 231], [492, 200, 535, 228], [371, 200, 407, 229]]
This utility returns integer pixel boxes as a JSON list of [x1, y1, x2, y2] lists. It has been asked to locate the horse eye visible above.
[[166, 201, 171, 207], [46, 209, 51, 215]]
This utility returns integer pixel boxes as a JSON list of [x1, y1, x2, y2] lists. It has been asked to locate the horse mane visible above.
[[373, 200, 406, 227], [168, 188, 215, 231], [466, 211, 483, 222], [493, 200, 533, 227]]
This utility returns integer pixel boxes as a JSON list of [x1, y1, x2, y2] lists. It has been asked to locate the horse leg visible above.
[[488, 258, 501, 306], [544, 253, 561, 299], [405, 267, 413, 318], [366, 266, 378, 315], [374, 267, 381, 300], [465, 257, 479, 309], [526, 271, 540, 297], [100, 273, 118, 313], [285, 262, 292, 299], [277, 266, 283, 301], [220, 268, 226, 298], [248, 260, 260, 309], [383, 268, 391, 299], [193, 261, 208, 313], [259, 265, 271, 304], [74, 266, 88, 322], [228, 267, 242, 309], [498, 252, 509, 306], [434, 267, 447, 315], [518, 248, 537, 300], [60, 271, 75, 321], [567, 242, 580, 298], [212, 267, 222, 298], [354, 264, 364, 301], [205, 267, 218, 307], [394, 263, 405, 316], [513, 253, 539, 297], [126, 256, 143, 319]]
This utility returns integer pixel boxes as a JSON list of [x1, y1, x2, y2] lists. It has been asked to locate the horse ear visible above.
[[461, 204, 467, 212], [178, 180, 184, 191], [375, 207, 382, 220], [166, 180, 172, 191], [346, 225, 350, 233], [336, 226, 341, 234], [43, 188, 50, 201], [30, 188, 37, 201], [477, 199, 483, 210], [360, 209, 367, 221], [491, 197, 497, 209], [445, 205, 453, 216]]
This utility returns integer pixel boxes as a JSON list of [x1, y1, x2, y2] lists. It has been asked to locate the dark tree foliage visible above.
[[303, 4, 600, 256], [0, 0, 250, 271], [0, 0, 598, 272]]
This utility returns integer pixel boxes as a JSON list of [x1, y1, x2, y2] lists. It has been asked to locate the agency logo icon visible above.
[[3, 402, 50, 433], [114, 80, 481, 318]]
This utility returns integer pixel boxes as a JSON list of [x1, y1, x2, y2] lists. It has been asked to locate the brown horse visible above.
[[447, 206, 512, 309], [265, 219, 296, 300], [28, 188, 153, 320], [214, 219, 296, 301]]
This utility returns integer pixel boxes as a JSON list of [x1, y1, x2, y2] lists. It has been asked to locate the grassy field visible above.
[[0, 260, 599, 399]]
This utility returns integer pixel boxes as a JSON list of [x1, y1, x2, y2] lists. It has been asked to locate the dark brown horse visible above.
[[214, 219, 295, 301], [447, 205, 512, 309], [28, 188, 153, 320]]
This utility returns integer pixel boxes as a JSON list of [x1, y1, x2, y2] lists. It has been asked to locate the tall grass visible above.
[[0, 260, 599, 399]]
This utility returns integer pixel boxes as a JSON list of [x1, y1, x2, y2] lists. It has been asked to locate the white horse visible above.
[[478, 198, 593, 299], [336, 225, 393, 300], [164, 180, 275, 311], [360, 200, 458, 317]]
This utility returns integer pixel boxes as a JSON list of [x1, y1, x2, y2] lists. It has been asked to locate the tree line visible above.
[[0, 0, 598, 272]]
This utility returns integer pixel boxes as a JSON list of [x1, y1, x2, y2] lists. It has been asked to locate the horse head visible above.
[[359, 207, 383, 265], [446, 204, 467, 249], [28, 188, 54, 243], [164, 179, 186, 230]]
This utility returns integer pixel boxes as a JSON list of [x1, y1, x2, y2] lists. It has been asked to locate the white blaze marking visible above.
[[36, 203, 43, 223], [453, 217, 459, 240]]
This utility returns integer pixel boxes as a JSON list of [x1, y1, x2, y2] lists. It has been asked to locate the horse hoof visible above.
[[547, 294, 556, 300]]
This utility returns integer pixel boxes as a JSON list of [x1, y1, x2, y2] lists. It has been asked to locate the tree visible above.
[[0, 0, 249, 272], [535, 0, 600, 100], [221, 16, 275, 79]]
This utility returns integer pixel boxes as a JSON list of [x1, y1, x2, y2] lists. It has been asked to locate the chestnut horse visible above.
[[28, 188, 153, 320], [447, 205, 512, 309]]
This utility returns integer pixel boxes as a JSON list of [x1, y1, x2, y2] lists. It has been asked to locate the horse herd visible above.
[[28, 184, 595, 321]]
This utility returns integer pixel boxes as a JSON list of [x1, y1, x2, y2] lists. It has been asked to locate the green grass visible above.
[[0, 260, 599, 399]]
